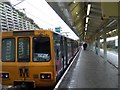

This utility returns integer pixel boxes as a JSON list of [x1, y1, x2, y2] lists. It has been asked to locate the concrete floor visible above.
[[58, 49, 118, 88]]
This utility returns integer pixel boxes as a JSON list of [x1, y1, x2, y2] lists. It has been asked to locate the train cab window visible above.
[[33, 37, 51, 62], [18, 38, 30, 62], [2, 38, 15, 62]]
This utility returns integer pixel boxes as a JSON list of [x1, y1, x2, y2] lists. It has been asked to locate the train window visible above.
[[2, 38, 15, 62], [18, 38, 30, 62], [33, 37, 51, 62]]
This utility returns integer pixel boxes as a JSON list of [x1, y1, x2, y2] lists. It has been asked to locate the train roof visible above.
[[2, 29, 76, 41]]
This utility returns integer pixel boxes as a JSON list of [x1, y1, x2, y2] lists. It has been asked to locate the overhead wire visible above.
[[11, 0, 56, 28], [10, 0, 79, 39], [24, 0, 61, 27], [25, 0, 76, 34], [12, 0, 25, 7], [24, 10, 55, 27]]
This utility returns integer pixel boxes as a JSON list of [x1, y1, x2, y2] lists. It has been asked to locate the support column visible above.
[[97, 37, 100, 56], [89, 41, 93, 51], [103, 32, 107, 61], [118, 2, 120, 76], [92, 37, 96, 52], [95, 37, 100, 55], [118, 21, 120, 77], [91, 42, 94, 51], [95, 39, 98, 55]]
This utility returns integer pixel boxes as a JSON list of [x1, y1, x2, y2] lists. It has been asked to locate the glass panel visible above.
[[2, 39, 15, 62], [33, 37, 50, 62], [18, 38, 30, 62]]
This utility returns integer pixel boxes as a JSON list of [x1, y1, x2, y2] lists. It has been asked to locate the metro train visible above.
[[0, 30, 79, 88]]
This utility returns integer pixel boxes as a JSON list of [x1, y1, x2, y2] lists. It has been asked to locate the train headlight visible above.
[[8, 85, 13, 88], [0, 73, 9, 79], [40, 74, 51, 79]]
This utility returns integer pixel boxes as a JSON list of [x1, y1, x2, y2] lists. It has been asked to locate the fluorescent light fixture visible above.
[[100, 39, 103, 42], [86, 17, 89, 23], [85, 4, 91, 31], [106, 19, 116, 27], [113, 29, 116, 32], [87, 4, 91, 16], [84, 37, 86, 40], [100, 29, 103, 32], [85, 24, 88, 31], [108, 31, 112, 34], [85, 24, 88, 28]]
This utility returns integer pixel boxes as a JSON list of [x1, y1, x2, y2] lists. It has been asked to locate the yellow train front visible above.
[[1, 30, 78, 88]]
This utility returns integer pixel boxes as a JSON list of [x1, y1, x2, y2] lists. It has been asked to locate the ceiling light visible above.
[[86, 17, 89, 23], [85, 24, 88, 28], [85, 28, 87, 31], [85, 24, 88, 31], [113, 29, 116, 32], [87, 4, 91, 16], [73, 0, 76, 3], [100, 29, 103, 32], [106, 19, 116, 27], [76, 12, 78, 14], [109, 31, 112, 34]]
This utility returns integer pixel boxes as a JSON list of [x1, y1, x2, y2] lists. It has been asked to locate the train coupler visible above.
[[14, 81, 35, 89]]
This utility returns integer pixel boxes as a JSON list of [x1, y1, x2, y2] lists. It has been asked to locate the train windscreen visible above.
[[2, 38, 15, 62], [18, 38, 30, 62], [33, 37, 50, 62]]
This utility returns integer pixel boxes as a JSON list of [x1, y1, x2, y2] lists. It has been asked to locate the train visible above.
[[0, 30, 79, 88]]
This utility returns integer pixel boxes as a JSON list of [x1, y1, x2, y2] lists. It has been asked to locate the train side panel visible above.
[[53, 33, 78, 80], [53, 33, 63, 80]]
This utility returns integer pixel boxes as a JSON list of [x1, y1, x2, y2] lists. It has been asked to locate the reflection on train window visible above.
[[2, 38, 15, 62], [18, 38, 30, 62], [33, 37, 50, 62]]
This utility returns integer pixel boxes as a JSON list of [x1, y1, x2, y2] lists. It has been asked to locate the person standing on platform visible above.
[[95, 42, 98, 55], [83, 42, 87, 50]]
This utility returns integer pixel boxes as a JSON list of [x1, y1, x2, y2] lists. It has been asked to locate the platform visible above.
[[56, 48, 118, 89]]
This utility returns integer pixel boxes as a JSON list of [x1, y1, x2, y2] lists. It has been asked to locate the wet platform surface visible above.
[[100, 49, 118, 68], [57, 49, 118, 88]]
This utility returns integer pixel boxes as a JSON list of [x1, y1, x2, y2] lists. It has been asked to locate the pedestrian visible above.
[[83, 42, 87, 50]]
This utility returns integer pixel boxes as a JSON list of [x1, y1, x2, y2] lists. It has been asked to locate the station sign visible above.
[[55, 27, 62, 33]]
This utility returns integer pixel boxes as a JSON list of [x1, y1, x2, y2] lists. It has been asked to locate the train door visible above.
[[71, 40, 74, 56], [67, 39, 72, 64], [60, 36, 65, 70], [64, 38, 68, 66], [62, 37, 67, 69], [53, 33, 62, 79]]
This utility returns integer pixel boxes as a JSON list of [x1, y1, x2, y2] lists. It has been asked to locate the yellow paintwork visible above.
[[1, 30, 57, 87]]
